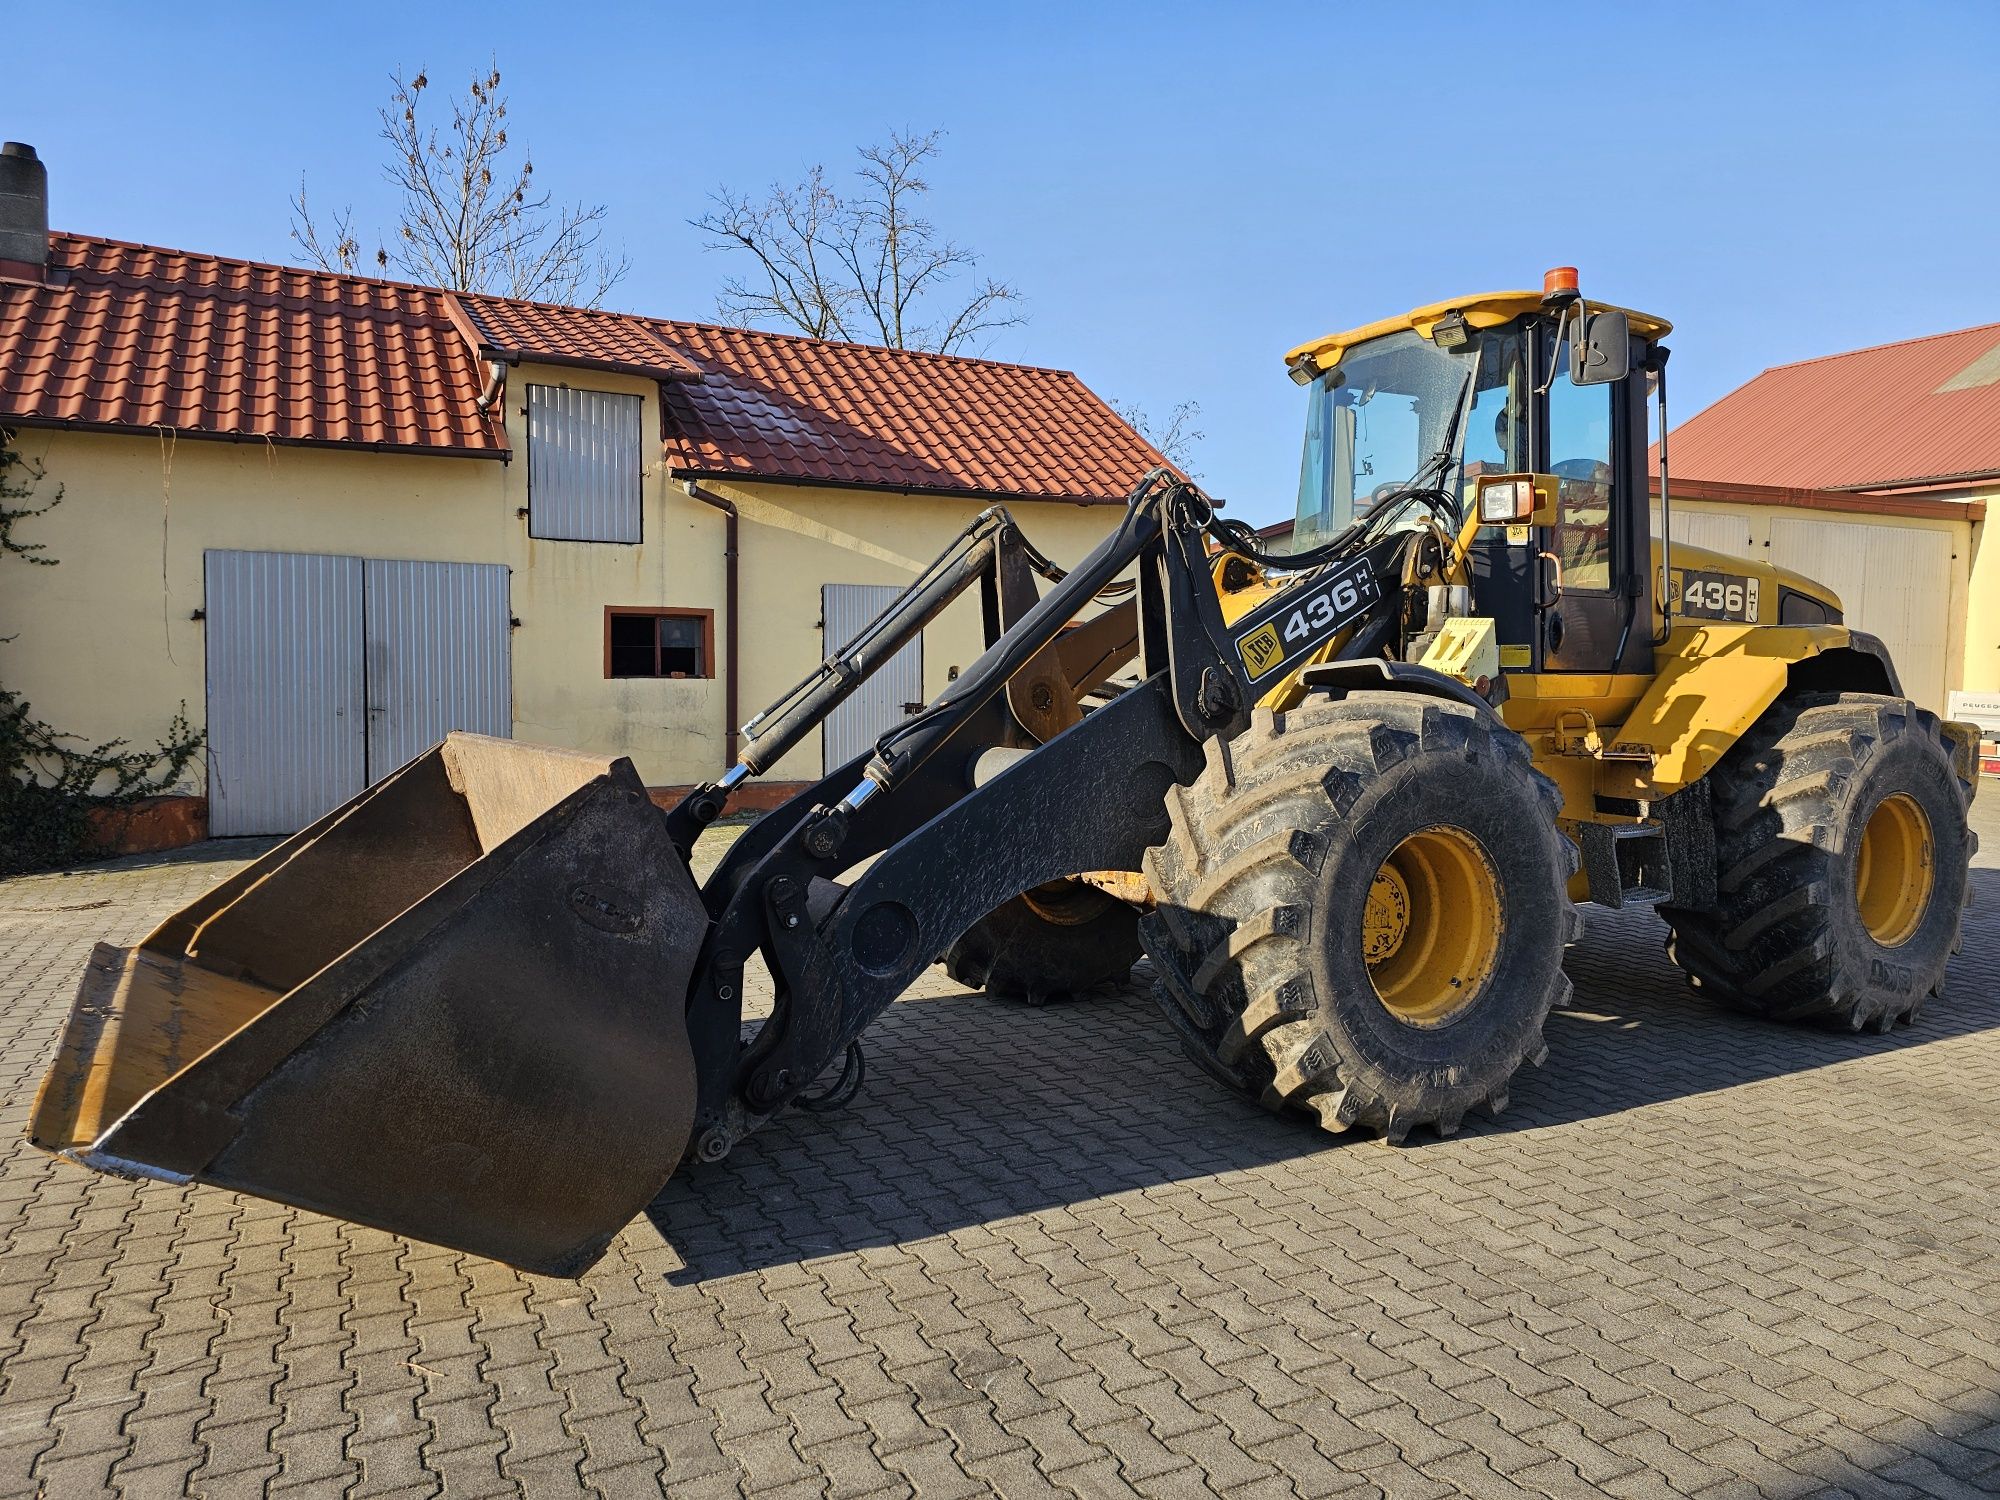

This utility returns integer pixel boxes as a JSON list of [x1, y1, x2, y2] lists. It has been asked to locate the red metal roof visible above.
[[458, 293, 701, 382], [0, 231, 1162, 502], [0, 234, 506, 455], [650, 320, 1162, 503], [1670, 321, 2000, 492]]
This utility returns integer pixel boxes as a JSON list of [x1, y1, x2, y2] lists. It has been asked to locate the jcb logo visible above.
[[570, 882, 643, 934], [1238, 622, 1283, 678], [1229, 556, 1379, 683]]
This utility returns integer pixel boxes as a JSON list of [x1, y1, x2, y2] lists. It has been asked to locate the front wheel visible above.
[[942, 881, 1141, 1005], [1660, 692, 1975, 1030], [1139, 693, 1581, 1142]]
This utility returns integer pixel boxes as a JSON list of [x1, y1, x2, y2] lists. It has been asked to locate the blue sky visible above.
[[10, 2, 1997, 526]]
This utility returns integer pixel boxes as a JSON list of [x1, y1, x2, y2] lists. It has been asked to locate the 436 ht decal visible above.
[[1230, 557, 1380, 684], [1672, 568, 1760, 624]]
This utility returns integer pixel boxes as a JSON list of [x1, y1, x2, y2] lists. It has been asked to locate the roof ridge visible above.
[[51, 229, 450, 302], [1758, 318, 2000, 375], [644, 314, 1081, 380], [51, 231, 1086, 382]]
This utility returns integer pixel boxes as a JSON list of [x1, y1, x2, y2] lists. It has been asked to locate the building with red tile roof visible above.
[[0, 157, 1159, 841], [1645, 322, 2000, 718], [1, 232, 1162, 502], [1669, 322, 2000, 493]]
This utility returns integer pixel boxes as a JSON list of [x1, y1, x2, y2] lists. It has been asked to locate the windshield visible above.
[[1288, 328, 1495, 554]]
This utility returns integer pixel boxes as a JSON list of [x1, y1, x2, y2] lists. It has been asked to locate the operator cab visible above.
[[1282, 270, 1668, 679]]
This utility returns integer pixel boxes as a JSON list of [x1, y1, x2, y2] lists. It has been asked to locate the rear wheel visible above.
[[1140, 693, 1581, 1142], [942, 880, 1140, 1004], [1660, 692, 1974, 1029]]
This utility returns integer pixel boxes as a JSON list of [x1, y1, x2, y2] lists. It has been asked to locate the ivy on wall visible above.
[[1, 427, 206, 875]]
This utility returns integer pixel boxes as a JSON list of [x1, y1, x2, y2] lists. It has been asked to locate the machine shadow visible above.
[[1497, 863, 1999, 1130], [645, 866, 1998, 1282]]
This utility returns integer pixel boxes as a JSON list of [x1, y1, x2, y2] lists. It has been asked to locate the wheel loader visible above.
[[30, 270, 1979, 1275]]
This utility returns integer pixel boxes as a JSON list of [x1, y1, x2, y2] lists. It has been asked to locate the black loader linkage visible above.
[[668, 471, 1290, 1163]]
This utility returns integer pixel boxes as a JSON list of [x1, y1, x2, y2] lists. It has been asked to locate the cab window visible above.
[[1546, 345, 1615, 592], [1462, 327, 1528, 502]]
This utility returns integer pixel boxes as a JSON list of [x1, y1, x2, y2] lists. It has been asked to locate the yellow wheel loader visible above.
[[30, 272, 1980, 1274]]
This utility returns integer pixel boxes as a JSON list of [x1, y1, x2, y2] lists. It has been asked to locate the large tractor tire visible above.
[[1660, 692, 1975, 1031], [1139, 693, 1581, 1142], [943, 880, 1141, 1005]]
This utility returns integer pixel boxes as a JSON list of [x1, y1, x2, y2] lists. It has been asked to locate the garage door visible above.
[[205, 551, 512, 835], [362, 558, 514, 775], [821, 583, 924, 772], [1766, 517, 1952, 711], [203, 551, 367, 838], [1654, 507, 1757, 564]]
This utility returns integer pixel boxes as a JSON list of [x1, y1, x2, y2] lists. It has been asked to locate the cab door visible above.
[[1463, 326, 1539, 670], [1536, 331, 1648, 674]]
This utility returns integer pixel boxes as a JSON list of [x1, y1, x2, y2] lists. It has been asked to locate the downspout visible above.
[[474, 358, 507, 413], [681, 477, 741, 769]]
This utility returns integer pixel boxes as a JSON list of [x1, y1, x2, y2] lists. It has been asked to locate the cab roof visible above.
[[1285, 289, 1672, 374]]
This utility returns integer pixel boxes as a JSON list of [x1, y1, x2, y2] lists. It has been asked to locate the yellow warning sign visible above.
[[1238, 621, 1284, 678]]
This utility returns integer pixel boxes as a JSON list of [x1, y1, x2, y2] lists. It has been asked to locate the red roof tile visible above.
[[0, 234, 505, 455], [1670, 321, 2000, 492], [458, 293, 702, 381], [650, 320, 1162, 503], [0, 231, 1164, 502]]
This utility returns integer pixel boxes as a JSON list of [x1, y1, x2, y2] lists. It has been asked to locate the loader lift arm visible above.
[[674, 471, 1264, 1161]]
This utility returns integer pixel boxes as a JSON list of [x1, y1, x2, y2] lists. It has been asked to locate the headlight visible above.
[[1476, 476, 1535, 524]]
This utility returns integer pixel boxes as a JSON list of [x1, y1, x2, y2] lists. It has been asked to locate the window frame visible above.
[[602, 606, 716, 680]]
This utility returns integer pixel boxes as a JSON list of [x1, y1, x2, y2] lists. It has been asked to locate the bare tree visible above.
[[694, 130, 1024, 355], [290, 64, 628, 307], [1113, 399, 1204, 473]]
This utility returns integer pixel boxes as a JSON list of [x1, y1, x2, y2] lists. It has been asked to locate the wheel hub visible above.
[[1364, 825, 1503, 1028], [1855, 792, 1934, 948], [1362, 865, 1411, 961]]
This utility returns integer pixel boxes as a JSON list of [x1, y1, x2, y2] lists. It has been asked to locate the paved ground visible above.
[[1, 795, 1997, 1500]]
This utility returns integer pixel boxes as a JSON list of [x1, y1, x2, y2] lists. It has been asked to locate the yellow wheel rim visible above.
[[1019, 878, 1112, 927], [1854, 793, 1934, 948], [1364, 826, 1502, 1027]]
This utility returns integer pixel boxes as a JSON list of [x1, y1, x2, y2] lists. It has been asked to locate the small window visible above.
[[529, 385, 644, 543], [605, 608, 713, 679]]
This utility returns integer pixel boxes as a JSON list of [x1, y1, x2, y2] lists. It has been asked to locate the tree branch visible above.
[[292, 60, 627, 306], [693, 127, 1025, 353]]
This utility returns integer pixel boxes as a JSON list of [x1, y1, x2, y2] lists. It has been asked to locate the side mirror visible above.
[[1474, 473, 1559, 527], [1569, 308, 1631, 385]]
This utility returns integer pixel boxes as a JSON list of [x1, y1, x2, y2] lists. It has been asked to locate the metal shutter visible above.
[[821, 583, 924, 773], [1767, 516, 1952, 711], [363, 559, 513, 779], [1652, 507, 1758, 563], [528, 386, 643, 543], [204, 550, 367, 836]]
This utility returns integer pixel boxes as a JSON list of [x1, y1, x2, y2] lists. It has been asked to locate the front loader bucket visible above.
[[28, 734, 707, 1276]]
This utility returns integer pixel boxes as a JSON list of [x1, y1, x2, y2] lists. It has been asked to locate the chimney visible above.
[[0, 143, 49, 277]]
